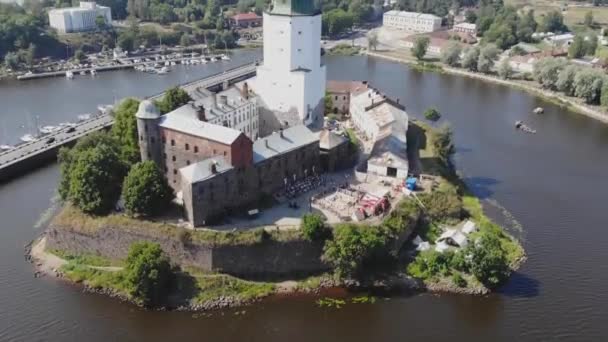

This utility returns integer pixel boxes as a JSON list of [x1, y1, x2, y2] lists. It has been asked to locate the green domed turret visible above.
[[268, 0, 321, 16]]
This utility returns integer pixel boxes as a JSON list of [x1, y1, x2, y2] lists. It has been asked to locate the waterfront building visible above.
[[48, 2, 112, 34], [401, 31, 476, 56], [253, 0, 326, 128], [326, 81, 365, 114], [229, 12, 263, 28], [382, 10, 442, 33]]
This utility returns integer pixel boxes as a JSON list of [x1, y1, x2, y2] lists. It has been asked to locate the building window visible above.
[[139, 135, 143, 141], [185, 143, 189, 150], [173, 169, 177, 175], [223, 151, 227, 156], [162, 136, 166, 144], [172, 156, 176, 162], [151, 137, 155, 143], [213, 149, 217, 154], [335, 96, 338, 100], [194, 146, 199, 153], [186, 160, 190, 165], [171, 139, 175, 146], [163, 153, 167, 159], [147, 152, 151, 159], [144, 124, 148, 132]]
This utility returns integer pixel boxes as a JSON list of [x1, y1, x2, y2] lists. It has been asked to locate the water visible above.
[[1, 53, 608, 341]]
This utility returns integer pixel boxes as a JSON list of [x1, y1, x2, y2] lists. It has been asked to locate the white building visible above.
[[254, 0, 326, 127], [453, 22, 476, 35], [350, 84, 409, 178], [383, 10, 442, 33], [48, 2, 111, 34], [173, 84, 259, 140]]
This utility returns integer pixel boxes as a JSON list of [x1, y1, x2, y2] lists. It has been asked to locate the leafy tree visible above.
[[95, 14, 107, 29], [179, 33, 192, 47], [462, 46, 480, 71], [237, 0, 253, 13], [584, 11, 594, 27], [539, 10, 567, 33], [424, 107, 441, 121], [497, 57, 513, 79], [66, 142, 127, 215], [477, 44, 499, 74], [465, 10, 477, 24], [407, 249, 453, 279], [466, 233, 509, 288], [117, 31, 137, 51], [556, 65, 579, 96], [440, 41, 461, 66], [322, 9, 354, 37], [601, 83, 608, 107], [419, 183, 462, 222], [301, 213, 329, 241], [433, 123, 455, 168], [324, 92, 333, 114], [122, 161, 174, 217], [157, 86, 192, 114], [111, 98, 141, 165], [4, 51, 19, 69], [586, 34, 598, 56], [533, 57, 567, 90], [574, 68, 604, 104], [125, 242, 173, 306], [322, 223, 387, 278], [367, 31, 379, 51], [412, 36, 430, 61], [348, 0, 373, 26], [568, 35, 586, 59], [204, 0, 220, 23], [74, 49, 86, 63], [24, 43, 36, 67]]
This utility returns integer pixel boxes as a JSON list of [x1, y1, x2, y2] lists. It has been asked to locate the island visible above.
[[28, 0, 525, 311]]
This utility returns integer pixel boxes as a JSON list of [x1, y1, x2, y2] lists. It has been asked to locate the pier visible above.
[[0, 62, 257, 182]]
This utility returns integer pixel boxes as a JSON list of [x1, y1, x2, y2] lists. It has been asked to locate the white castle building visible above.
[[48, 1, 112, 34], [252, 0, 326, 129], [383, 10, 442, 33]]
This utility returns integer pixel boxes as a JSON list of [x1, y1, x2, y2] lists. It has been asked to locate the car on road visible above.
[[66, 126, 76, 133], [45, 137, 55, 144]]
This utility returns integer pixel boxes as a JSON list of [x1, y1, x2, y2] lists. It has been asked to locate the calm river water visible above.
[[1, 51, 607, 341]]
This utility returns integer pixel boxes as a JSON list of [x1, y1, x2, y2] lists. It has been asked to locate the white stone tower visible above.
[[256, 0, 326, 127]]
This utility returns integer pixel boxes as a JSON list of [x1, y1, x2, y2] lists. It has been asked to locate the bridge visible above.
[[0, 62, 258, 183]]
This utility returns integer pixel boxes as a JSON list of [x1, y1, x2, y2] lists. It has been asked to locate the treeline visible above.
[[395, 0, 479, 17], [321, 0, 379, 37]]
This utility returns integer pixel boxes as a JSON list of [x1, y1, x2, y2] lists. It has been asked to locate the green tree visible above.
[[324, 92, 334, 114], [477, 44, 499, 74], [157, 86, 192, 114], [204, 0, 220, 23], [24, 43, 36, 67], [433, 123, 455, 169], [586, 34, 598, 56], [322, 9, 354, 37], [66, 143, 127, 215], [95, 14, 107, 29], [125, 242, 173, 306], [122, 161, 174, 217], [568, 35, 586, 59], [574, 68, 604, 104], [419, 182, 462, 222], [440, 41, 462, 66], [412, 36, 430, 61], [322, 223, 387, 278], [4, 51, 19, 69], [497, 57, 513, 79], [465, 10, 477, 24], [466, 233, 509, 288], [556, 65, 579, 96], [237, 0, 253, 13], [584, 11, 594, 27], [111, 98, 141, 165], [539, 10, 567, 33], [301, 213, 329, 241], [601, 82, 608, 107], [533, 57, 567, 90], [179, 33, 192, 47], [74, 49, 86, 63], [462, 46, 480, 71], [424, 107, 441, 121]]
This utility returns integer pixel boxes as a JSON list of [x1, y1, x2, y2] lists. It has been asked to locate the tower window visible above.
[[172, 156, 176, 162], [298, 31, 302, 35], [194, 146, 199, 153], [151, 137, 155, 143], [171, 139, 175, 146], [185, 143, 190, 150], [162, 136, 166, 144], [173, 169, 177, 175], [186, 160, 190, 165]]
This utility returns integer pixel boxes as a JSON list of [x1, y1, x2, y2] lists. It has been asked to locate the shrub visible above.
[[407, 250, 454, 279], [301, 213, 329, 241], [466, 232, 510, 288], [125, 242, 173, 306], [419, 183, 462, 223], [322, 224, 387, 279], [452, 273, 467, 287], [424, 107, 441, 121]]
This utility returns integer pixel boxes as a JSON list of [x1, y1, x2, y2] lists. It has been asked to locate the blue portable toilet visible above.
[[405, 177, 417, 191]]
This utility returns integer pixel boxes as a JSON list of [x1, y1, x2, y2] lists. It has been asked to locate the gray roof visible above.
[[180, 157, 233, 184], [253, 125, 319, 164], [318, 129, 348, 150], [368, 109, 409, 170], [189, 86, 254, 122], [159, 104, 243, 145], [136, 100, 160, 119]]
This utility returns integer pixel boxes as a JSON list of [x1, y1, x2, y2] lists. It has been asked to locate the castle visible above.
[[135, 0, 352, 226]]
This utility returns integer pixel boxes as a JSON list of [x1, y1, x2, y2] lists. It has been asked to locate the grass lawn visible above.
[[506, 0, 608, 30]]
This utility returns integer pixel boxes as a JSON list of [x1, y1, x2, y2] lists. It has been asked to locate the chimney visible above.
[[279, 128, 284, 138], [197, 105, 206, 121], [242, 82, 250, 100]]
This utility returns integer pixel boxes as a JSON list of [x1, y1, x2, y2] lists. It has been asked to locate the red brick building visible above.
[[229, 12, 262, 28]]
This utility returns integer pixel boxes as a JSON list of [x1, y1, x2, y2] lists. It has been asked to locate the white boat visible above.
[[91, 69, 97, 76], [164, 61, 170, 66], [201, 59, 208, 64], [221, 54, 230, 61], [39, 126, 59, 134], [80, 71, 87, 76], [20, 134, 37, 142], [77, 114, 92, 121], [170, 61, 176, 66], [0, 144, 13, 151], [156, 66, 169, 75], [191, 59, 199, 64], [66, 70, 74, 79]]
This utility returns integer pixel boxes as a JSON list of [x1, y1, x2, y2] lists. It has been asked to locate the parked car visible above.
[[45, 137, 55, 144], [66, 126, 76, 133]]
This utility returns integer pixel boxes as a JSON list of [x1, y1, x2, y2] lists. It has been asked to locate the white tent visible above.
[[416, 241, 430, 251], [412, 235, 423, 246], [462, 220, 477, 235], [435, 241, 450, 253]]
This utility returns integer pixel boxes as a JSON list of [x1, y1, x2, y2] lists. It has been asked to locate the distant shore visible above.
[[366, 51, 608, 125]]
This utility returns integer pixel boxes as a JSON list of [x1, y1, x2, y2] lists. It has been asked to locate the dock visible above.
[[0, 62, 257, 182]]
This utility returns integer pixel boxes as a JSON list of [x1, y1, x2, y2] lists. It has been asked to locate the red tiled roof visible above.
[[231, 12, 261, 21], [326, 80, 366, 94]]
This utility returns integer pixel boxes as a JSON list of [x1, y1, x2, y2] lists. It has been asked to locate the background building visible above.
[[254, 0, 326, 128], [453, 22, 477, 36], [383, 10, 442, 33], [229, 12, 263, 28], [48, 1, 111, 33], [326, 80, 365, 114]]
